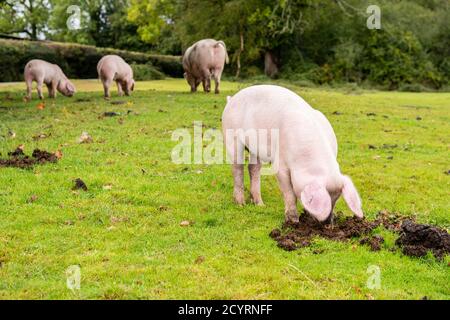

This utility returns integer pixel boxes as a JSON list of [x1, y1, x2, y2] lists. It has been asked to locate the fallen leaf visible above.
[[78, 132, 93, 144], [195, 256, 205, 264], [37, 102, 45, 110], [55, 150, 63, 159], [180, 220, 190, 227], [103, 184, 112, 190], [28, 195, 38, 203], [32, 133, 49, 140]]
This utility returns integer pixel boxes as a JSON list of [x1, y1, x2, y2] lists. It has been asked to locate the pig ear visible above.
[[66, 83, 75, 92], [341, 175, 363, 218], [300, 182, 331, 222]]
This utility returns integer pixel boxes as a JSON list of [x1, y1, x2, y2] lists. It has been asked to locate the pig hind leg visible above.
[[201, 69, 211, 93], [25, 78, 33, 101], [277, 168, 300, 224], [248, 154, 264, 205], [36, 78, 44, 100], [102, 77, 112, 99], [225, 134, 246, 205], [212, 69, 222, 94]]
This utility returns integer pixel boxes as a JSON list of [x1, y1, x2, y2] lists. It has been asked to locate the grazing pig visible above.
[[222, 85, 363, 224], [24, 59, 76, 101], [182, 39, 229, 94], [97, 55, 135, 99]]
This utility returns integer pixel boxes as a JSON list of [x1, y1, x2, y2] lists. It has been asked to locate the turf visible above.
[[0, 79, 448, 299]]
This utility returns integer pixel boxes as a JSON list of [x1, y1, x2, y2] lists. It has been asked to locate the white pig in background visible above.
[[24, 59, 76, 101], [182, 39, 229, 94], [97, 55, 135, 99], [222, 85, 363, 224]]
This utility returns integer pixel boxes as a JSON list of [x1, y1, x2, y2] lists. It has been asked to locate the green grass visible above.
[[0, 79, 449, 300]]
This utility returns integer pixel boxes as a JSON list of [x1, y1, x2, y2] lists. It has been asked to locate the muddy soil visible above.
[[396, 220, 450, 259], [73, 178, 88, 191], [270, 213, 379, 251], [271, 211, 449, 259], [0, 147, 58, 169]]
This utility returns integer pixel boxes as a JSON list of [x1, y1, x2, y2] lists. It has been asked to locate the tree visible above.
[[0, 0, 50, 39], [49, 0, 148, 50]]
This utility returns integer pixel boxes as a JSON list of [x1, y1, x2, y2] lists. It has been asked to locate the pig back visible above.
[[184, 39, 228, 75], [97, 55, 132, 80]]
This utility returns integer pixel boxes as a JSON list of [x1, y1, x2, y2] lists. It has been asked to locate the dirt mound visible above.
[[270, 213, 379, 251], [271, 211, 449, 260], [396, 220, 450, 259], [0, 147, 58, 169]]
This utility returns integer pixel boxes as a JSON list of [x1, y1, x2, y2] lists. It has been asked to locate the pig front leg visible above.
[[249, 155, 264, 205], [116, 81, 123, 97], [47, 82, 56, 98], [277, 169, 299, 224]]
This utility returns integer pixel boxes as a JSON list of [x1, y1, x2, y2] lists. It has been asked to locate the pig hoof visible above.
[[285, 211, 299, 224], [251, 198, 264, 206], [233, 194, 245, 206]]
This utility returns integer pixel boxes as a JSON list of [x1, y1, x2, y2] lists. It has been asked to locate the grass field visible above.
[[0, 79, 449, 299]]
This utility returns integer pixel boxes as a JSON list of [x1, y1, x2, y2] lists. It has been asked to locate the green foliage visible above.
[[0, 0, 50, 40], [130, 63, 165, 81], [1, 0, 449, 89], [0, 39, 182, 81]]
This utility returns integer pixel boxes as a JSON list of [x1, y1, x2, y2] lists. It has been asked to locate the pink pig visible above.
[[222, 85, 363, 223], [97, 55, 135, 99], [24, 59, 76, 101]]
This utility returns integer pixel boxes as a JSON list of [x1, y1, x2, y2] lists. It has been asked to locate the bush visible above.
[[0, 39, 183, 82], [131, 63, 165, 81]]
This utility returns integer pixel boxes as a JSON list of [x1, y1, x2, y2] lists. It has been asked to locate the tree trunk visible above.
[[264, 51, 279, 78], [235, 31, 244, 78]]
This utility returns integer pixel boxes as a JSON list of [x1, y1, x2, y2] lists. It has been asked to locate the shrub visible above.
[[131, 63, 165, 81], [0, 39, 182, 82]]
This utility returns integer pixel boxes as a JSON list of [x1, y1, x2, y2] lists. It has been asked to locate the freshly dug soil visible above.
[[73, 178, 88, 191], [270, 213, 379, 251], [396, 220, 450, 259], [271, 211, 450, 259], [360, 235, 384, 251], [0, 147, 58, 169]]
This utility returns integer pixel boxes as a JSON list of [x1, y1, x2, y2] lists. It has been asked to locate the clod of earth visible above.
[[360, 235, 384, 251], [103, 111, 121, 117], [0, 147, 59, 169], [110, 101, 126, 105], [73, 178, 88, 191], [271, 210, 449, 260], [395, 220, 450, 259]]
